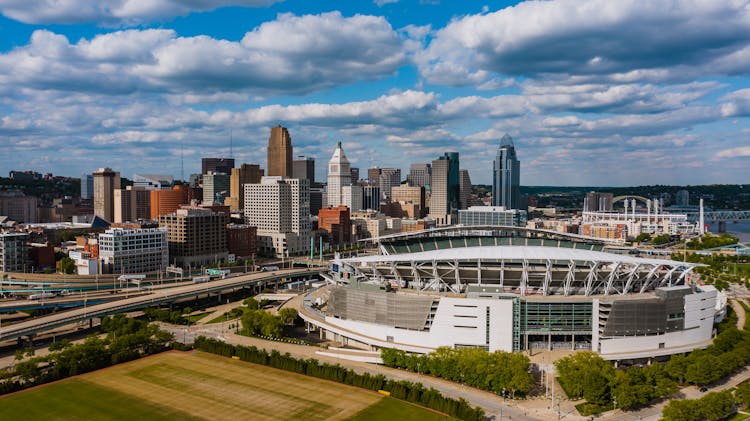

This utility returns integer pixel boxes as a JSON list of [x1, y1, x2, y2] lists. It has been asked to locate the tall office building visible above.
[[150, 185, 189, 219], [326, 142, 362, 211], [379, 168, 401, 201], [492, 134, 521, 210], [81, 174, 93, 199], [93, 167, 121, 222], [267, 125, 293, 177], [227, 164, 264, 211], [244, 177, 310, 257], [367, 167, 381, 184], [327, 142, 350, 207], [159, 207, 229, 267], [362, 184, 381, 211], [293, 156, 315, 183], [350, 167, 360, 183], [201, 158, 235, 175], [429, 153, 459, 225], [114, 186, 151, 223], [203, 172, 230, 206], [459, 169, 472, 210], [408, 163, 431, 188], [98, 227, 168, 273]]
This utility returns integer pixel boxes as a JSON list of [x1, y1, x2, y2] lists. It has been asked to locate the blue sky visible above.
[[1, 0, 749, 186]]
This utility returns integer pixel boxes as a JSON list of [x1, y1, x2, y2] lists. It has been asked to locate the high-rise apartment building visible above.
[[292, 156, 315, 183], [114, 186, 151, 223], [379, 168, 401, 201], [93, 167, 121, 222], [267, 125, 293, 177], [584, 191, 614, 212], [159, 207, 229, 267], [81, 174, 93, 199], [201, 158, 235, 175], [492, 134, 521, 210], [227, 164, 264, 211], [98, 227, 168, 273], [202, 172, 230, 206], [0, 232, 29, 272], [408, 163, 431, 188], [244, 177, 310, 257], [459, 169, 472, 210]]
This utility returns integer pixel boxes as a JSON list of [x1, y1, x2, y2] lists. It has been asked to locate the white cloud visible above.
[[418, 0, 750, 86], [714, 146, 750, 159], [0, 12, 405, 97], [0, 0, 280, 25]]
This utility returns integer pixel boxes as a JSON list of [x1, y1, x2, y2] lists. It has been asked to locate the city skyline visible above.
[[2, 1, 750, 185]]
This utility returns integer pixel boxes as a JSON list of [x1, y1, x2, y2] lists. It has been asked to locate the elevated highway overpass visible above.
[[0, 268, 323, 343]]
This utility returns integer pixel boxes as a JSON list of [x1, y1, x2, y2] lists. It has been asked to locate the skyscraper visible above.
[[114, 186, 150, 223], [492, 134, 520, 210], [227, 164, 264, 211], [267, 125, 293, 177], [93, 167, 120, 222], [201, 158, 235, 175], [326, 142, 362, 211], [80, 174, 93, 199], [459, 169, 472, 210], [429, 152, 459, 225], [202, 172, 230, 205], [379, 168, 401, 201], [408, 163, 431, 188], [292, 156, 315, 183]]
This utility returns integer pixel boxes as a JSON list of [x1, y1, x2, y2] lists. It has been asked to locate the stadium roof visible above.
[[338, 245, 697, 268]]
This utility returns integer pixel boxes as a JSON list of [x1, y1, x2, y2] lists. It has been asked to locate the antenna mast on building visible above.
[[180, 141, 184, 182]]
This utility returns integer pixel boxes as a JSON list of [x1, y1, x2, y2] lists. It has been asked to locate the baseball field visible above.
[[0, 351, 448, 420]]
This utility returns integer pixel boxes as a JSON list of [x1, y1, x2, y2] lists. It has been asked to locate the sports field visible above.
[[0, 351, 447, 421]]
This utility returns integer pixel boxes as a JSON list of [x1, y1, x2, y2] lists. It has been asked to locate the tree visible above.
[[736, 379, 750, 409], [699, 391, 736, 421], [278, 308, 298, 325], [244, 297, 260, 310], [634, 233, 651, 243], [662, 399, 701, 421], [59, 257, 75, 274]]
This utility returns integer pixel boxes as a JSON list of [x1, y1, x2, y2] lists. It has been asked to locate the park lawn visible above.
[[184, 312, 211, 323], [0, 351, 444, 421], [347, 396, 450, 420], [0, 378, 201, 420]]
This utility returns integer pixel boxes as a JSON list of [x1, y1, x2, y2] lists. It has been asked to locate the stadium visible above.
[[300, 226, 724, 361]]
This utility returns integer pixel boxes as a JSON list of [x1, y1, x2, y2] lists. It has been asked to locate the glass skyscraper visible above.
[[492, 134, 521, 210]]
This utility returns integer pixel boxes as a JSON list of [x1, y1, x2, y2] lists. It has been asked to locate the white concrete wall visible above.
[[321, 296, 514, 353]]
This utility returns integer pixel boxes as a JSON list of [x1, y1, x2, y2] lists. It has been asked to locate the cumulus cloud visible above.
[[0, 12, 405, 97], [0, 0, 280, 25], [418, 0, 750, 86]]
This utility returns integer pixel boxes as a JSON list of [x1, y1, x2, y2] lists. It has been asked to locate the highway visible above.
[[0, 268, 323, 343]]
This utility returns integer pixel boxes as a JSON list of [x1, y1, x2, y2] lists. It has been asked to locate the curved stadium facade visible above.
[[301, 227, 723, 360]]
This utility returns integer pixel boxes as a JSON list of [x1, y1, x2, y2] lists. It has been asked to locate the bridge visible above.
[[0, 268, 323, 343]]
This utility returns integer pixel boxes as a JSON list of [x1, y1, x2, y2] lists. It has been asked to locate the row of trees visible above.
[[557, 316, 750, 410], [662, 390, 737, 421], [381, 347, 533, 397], [0, 314, 172, 395], [687, 234, 740, 250], [194, 337, 485, 421]]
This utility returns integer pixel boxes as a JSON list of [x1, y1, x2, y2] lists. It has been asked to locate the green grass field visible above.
[[0, 351, 445, 421]]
